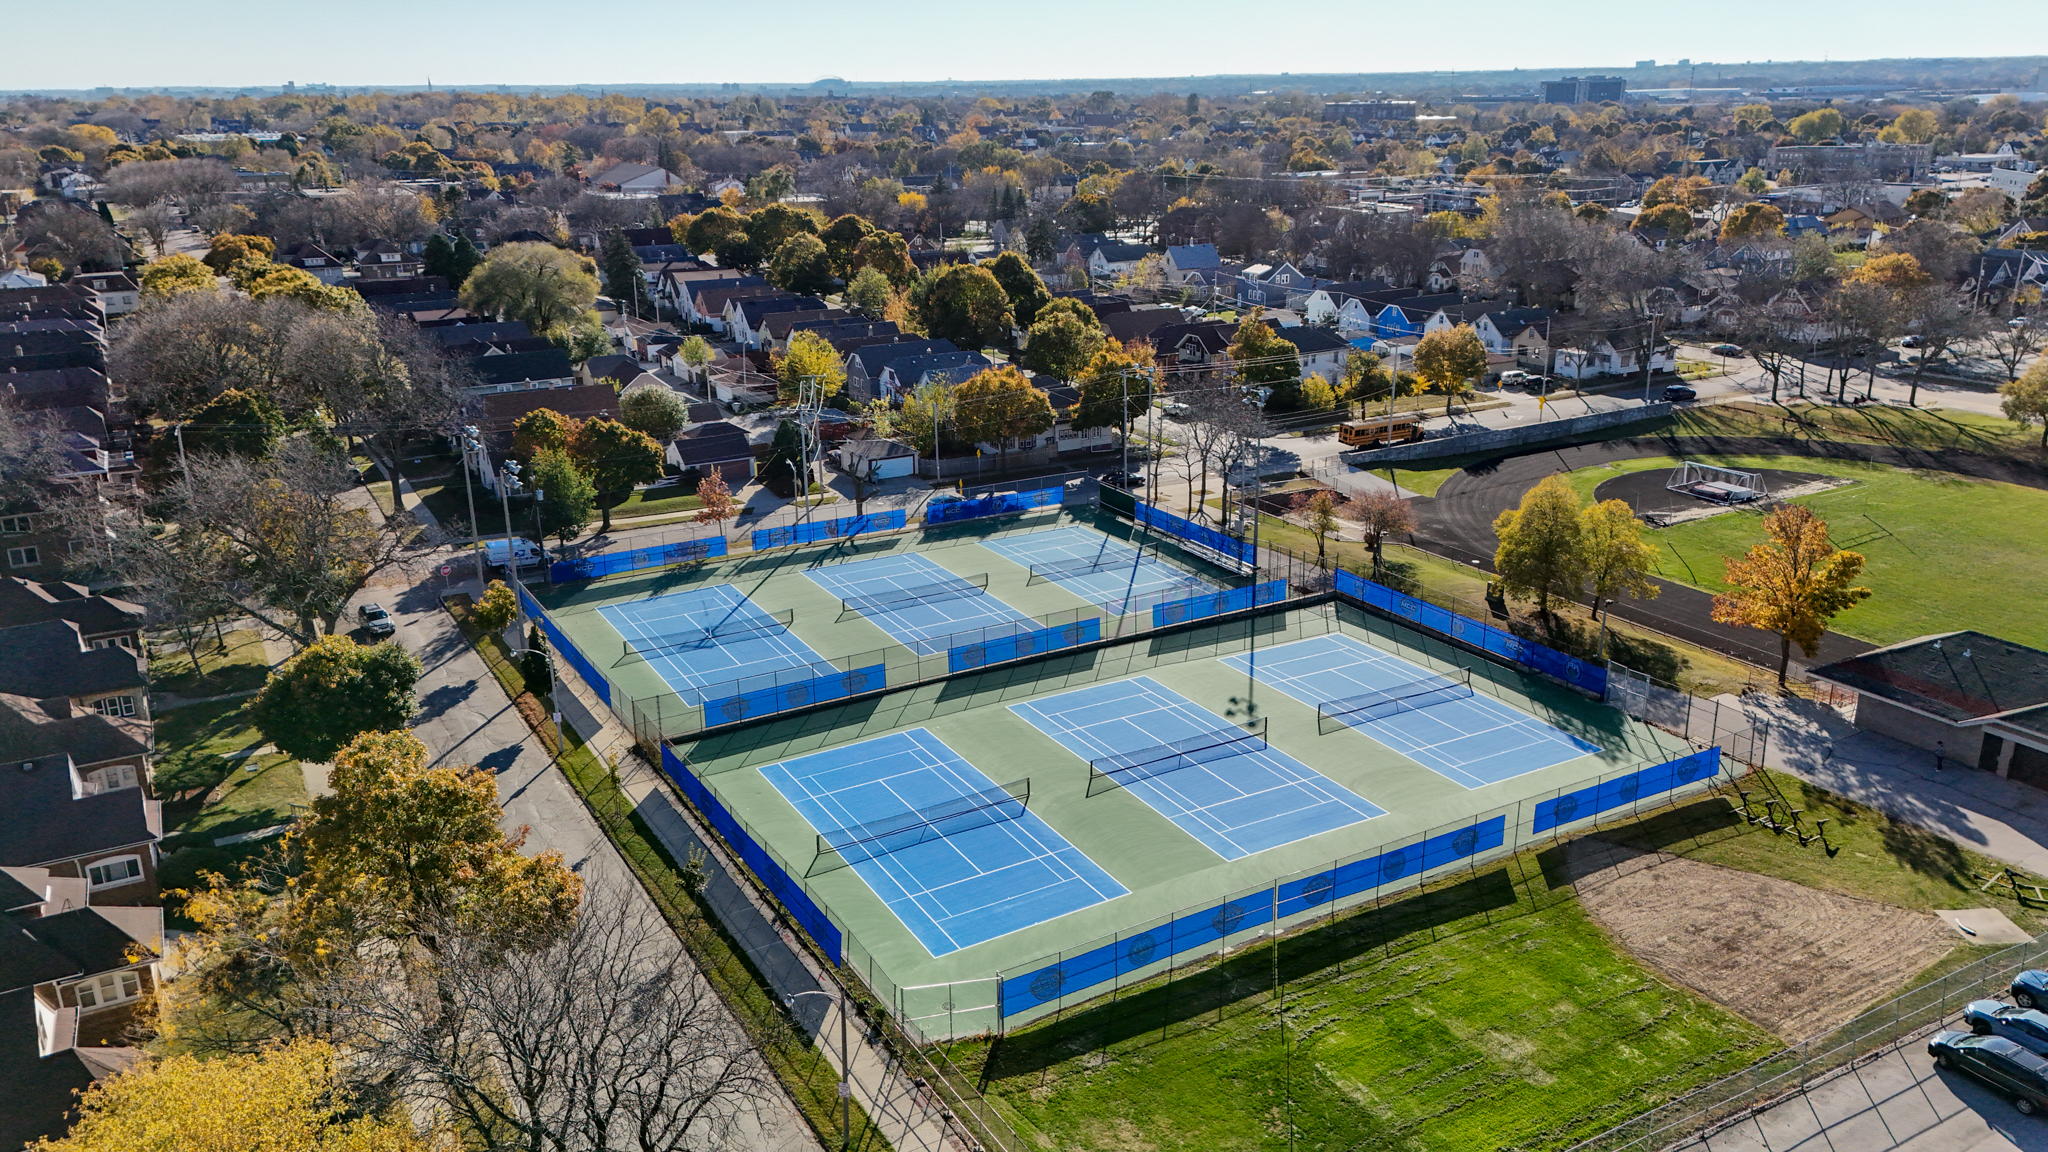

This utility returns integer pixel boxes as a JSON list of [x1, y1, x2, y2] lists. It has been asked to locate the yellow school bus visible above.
[[1336, 415, 1425, 447]]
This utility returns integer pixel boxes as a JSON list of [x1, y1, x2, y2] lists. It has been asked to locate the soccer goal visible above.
[[1666, 462, 1767, 505]]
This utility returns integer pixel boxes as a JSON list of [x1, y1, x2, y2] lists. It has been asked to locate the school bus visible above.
[[1336, 415, 1425, 447]]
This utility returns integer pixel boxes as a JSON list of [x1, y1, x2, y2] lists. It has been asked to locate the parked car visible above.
[[1707, 343, 1743, 357], [1965, 1001, 2048, 1056], [357, 603, 396, 637], [2010, 969, 2048, 1008], [1928, 1030, 2048, 1114], [927, 490, 966, 506], [1497, 370, 1534, 387], [1900, 335, 1928, 349], [1662, 385, 1698, 402], [2011, 317, 2034, 329], [1099, 470, 1144, 491], [1160, 401, 1192, 420]]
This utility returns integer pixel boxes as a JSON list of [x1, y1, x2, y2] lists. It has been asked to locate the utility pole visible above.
[[461, 426, 485, 586], [1640, 312, 1661, 404], [498, 459, 523, 620]]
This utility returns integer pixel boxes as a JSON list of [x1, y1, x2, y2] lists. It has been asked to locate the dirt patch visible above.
[[1562, 839, 1953, 1043]]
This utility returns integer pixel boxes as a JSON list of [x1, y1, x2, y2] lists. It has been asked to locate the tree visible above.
[[916, 263, 1014, 349], [1847, 251, 1932, 291], [1985, 306, 2045, 383], [744, 202, 818, 256], [570, 417, 663, 534], [767, 232, 834, 295], [1070, 340, 1154, 452], [1737, 167, 1770, 195], [2001, 361, 2048, 447], [128, 199, 178, 256], [1579, 499, 1659, 648], [522, 624, 551, 696], [685, 205, 747, 253], [898, 379, 958, 458], [1351, 489, 1416, 577], [1021, 307, 1106, 381], [183, 387, 287, 458], [137, 253, 216, 300], [1413, 324, 1489, 417], [596, 227, 648, 311], [845, 265, 893, 318], [774, 329, 848, 401], [849, 230, 916, 287], [1711, 504, 1872, 687], [300, 728, 582, 944], [34, 1041, 428, 1152], [1307, 490, 1340, 565], [1905, 188, 1947, 217], [530, 446, 595, 545], [1788, 108, 1846, 143], [1491, 473, 1583, 617], [694, 468, 739, 533], [953, 365, 1054, 472], [513, 407, 579, 460], [820, 213, 877, 276], [1900, 286, 1987, 406], [22, 204, 126, 275], [1338, 351, 1395, 404], [1226, 308, 1304, 409], [475, 579, 518, 633], [457, 242, 600, 335], [1880, 108, 1938, 143], [1632, 203, 1694, 236], [296, 311, 469, 517], [984, 251, 1052, 327], [712, 231, 764, 271], [201, 232, 274, 274], [1720, 203, 1786, 242], [251, 634, 423, 762], [620, 381, 689, 442]]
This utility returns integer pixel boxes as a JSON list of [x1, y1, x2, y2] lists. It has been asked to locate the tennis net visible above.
[[1315, 668, 1474, 734], [1026, 547, 1145, 584], [1087, 718, 1270, 794], [620, 607, 795, 663], [838, 572, 990, 616], [810, 778, 1031, 873]]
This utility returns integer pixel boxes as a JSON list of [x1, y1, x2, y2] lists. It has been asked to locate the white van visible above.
[[481, 538, 547, 569]]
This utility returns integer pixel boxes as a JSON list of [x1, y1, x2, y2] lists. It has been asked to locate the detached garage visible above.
[[832, 437, 918, 481], [669, 422, 757, 484], [1808, 631, 2048, 787]]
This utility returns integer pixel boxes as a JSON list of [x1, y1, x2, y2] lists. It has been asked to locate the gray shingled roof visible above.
[[0, 621, 144, 701], [1809, 631, 2048, 724]]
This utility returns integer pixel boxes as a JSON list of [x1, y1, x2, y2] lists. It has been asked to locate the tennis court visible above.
[[806, 552, 1033, 654], [981, 525, 1216, 615], [757, 728, 1127, 957], [1221, 634, 1601, 788], [598, 584, 828, 706], [1010, 676, 1385, 861]]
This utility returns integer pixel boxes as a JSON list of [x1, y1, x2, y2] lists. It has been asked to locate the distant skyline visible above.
[[10, 0, 2047, 92]]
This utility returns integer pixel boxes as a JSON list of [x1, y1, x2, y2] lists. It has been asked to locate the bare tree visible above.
[[1985, 303, 2046, 383], [128, 199, 179, 257], [1349, 489, 1417, 578], [101, 156, 238, 205], [341, 878, 773, 1152], [287, 310, 471, 513], [20, 201, 127, 273], [1900, 287, 1990, 405], [112, 292, 306, 419]]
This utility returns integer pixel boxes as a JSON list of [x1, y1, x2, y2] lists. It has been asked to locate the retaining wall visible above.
[[1340, 402, 1674, 466]]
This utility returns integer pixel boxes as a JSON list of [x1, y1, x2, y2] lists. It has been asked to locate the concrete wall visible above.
[[1340, 402, 1674, 466], [1855, 694, 1983, 764]]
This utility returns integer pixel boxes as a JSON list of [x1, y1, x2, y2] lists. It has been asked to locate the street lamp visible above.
[[785, 988, 850, 1152], [505, 646, 565, 756], [460, 426, 487, 587]]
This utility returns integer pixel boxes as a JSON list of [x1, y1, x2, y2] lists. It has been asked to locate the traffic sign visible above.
[[440, 564, 452, 576]]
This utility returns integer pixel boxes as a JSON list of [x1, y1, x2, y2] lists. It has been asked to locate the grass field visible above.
[[949, 843, 1777, 1152], [1559, 454, 2048, 648], [153, 697, 303, 848], [149, 628, 272, 697]]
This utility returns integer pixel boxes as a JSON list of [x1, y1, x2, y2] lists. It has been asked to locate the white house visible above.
[[588, 163, 685, 193], [1552, 335, 1676, 380], [1087, 242, 1150, 279]]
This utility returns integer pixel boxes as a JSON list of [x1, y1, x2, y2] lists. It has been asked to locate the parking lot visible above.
[[1674, 1034, 2048, 1152]]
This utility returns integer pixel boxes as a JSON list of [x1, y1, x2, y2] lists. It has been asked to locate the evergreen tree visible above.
[[597, 227, 647, 312]]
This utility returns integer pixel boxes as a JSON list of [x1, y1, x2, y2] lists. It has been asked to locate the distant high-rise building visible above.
[[1540, 76, 1627, 105], [1635, 60, 1656, 69]]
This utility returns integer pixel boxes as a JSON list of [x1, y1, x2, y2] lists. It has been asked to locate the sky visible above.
[[9, 0, 2045, 91]]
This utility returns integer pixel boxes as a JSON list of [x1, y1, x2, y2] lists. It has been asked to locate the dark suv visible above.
[[1662, 384, 1698, 402], [1930, 1030, 2048, 1115]]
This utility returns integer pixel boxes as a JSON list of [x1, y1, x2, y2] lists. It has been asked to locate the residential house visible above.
[[1299, 281, 1406, 330], [0, 331, 105, 374], [844, 339, 959, 403], [0, 620, 149, 723], [0, 579, 144, 652], [1163, 244, 1222, 285], [1469, 307, 1556, 356], [588, 164, 685, 193], [351, 240, 422, 281], [832, 436, 919, 481], [668, 421, 756, 483], [877, 350, 993, 400], [1101, 306, 1184, 346], [0, 286, 104, 327], [1087, 242, 1150, 279], [580, 353, 641, 388], [424, 320, 532, 348], [474, 382, 620, 434], [692, 282, 784, 334], [761, 308, 854, 351], [728, 296, 828, 349], [1551, 330, 1676, 381], [458, 348, 578, 393], [1274, 326, 1353, 383], [1148, 320, 1238, 381], [275, 243, 348, 285], [1057, 233, 1112, 269], [0, 695, 160, 905], [1234, 262, 1311, 309], [1969, 249, 2048, 307], [62, 273, 139, 318], [1370, 292, 1475, 339]]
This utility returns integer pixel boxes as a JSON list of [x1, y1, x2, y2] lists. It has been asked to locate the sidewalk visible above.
[[392, 564, 820, 1152], [1729, 692, 2048, 877], [525, 575, 967, 1152]]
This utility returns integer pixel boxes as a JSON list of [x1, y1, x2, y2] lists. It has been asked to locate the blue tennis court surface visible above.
[[981, 525, 1216, 615], [600, 584, 828, 705], [758, 728, 1127, 957], [806, 553, 1032, 654], [1010, 676, 1384, 861], [1220, 634, 1601, 788]]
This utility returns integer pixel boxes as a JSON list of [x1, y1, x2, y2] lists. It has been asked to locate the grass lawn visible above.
[[951, 845, 1777, 1152], [610, 487, 705, 519], [1557, 454, 2048, 648], [152, 696, 304, 850], [148, 628, 272, 697]]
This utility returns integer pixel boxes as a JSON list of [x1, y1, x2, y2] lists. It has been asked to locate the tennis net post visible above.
[[1086, 718, 1270, 797], [619, 607, 797, 664], [1315, 667, 1475, 735], [809, 777, 1031, 875], [837, 572, 990, 617]]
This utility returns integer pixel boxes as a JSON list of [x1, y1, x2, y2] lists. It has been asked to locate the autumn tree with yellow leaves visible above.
[[1711, 504, 1872, 686]]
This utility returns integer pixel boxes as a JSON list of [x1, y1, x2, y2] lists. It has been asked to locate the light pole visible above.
[[506, 645, 565, 755], [785, 989, 850, 1152], [498, 460, 523, 621], [460, 426, 486, 587]]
